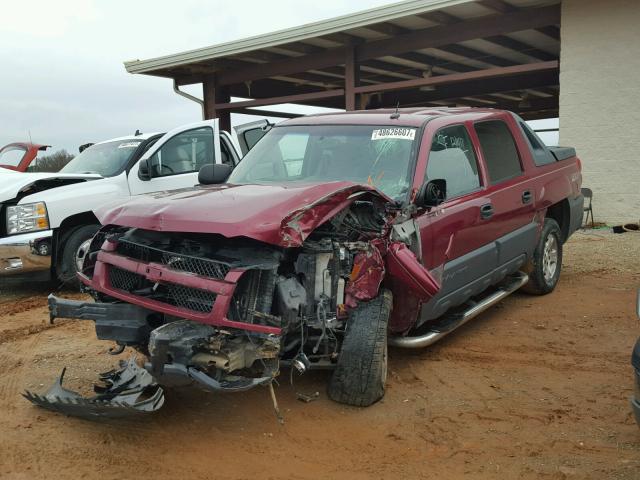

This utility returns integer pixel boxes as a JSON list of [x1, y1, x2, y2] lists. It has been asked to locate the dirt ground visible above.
[[0, 230, 638, 480]]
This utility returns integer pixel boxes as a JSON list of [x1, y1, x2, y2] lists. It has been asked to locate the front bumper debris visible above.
[[152, 362, 274, 392], [48, 294, 153, 345], [23, 357, 164, 418], [0, 230, 52, 276]]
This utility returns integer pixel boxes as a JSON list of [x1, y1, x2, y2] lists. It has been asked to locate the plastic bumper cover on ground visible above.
[[0, 230, 52, 276]]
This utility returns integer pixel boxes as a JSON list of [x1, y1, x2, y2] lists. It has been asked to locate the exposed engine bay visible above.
[[24, 194, 441, 418]]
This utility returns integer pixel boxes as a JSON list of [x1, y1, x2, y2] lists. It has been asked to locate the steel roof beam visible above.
[[353, 61, 558, 95], [215, 5, 560, 87]]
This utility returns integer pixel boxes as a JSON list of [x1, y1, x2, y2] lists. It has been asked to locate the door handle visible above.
[[480, 203, 494, 219], [522, 190, 533, 204]]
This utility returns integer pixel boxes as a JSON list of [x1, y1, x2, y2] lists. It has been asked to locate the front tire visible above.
[[522, 218, 563, 295], [57, 224, 99, 288], [328, 289, 392, 407]]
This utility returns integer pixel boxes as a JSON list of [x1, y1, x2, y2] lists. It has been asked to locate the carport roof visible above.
[[125, 0, 484, 74], [124, 0, 561, 120]]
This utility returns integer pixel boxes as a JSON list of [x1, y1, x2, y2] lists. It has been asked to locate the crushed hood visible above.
[[96, 182, 390, 248], [0, 172, 102, 203]]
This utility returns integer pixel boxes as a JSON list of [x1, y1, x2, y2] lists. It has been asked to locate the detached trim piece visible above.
[[23, 356, 164, 418]]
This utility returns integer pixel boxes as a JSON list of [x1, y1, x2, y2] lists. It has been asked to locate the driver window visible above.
[[425, 125, 480, 199], [149, 127, 214, 177]]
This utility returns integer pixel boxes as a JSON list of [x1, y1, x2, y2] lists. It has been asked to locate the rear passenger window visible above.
[[426, 125, 480, 199], [475, 121, 522, 184]]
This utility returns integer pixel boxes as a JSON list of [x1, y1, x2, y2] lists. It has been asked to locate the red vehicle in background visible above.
[[0, 142, 50, 172]]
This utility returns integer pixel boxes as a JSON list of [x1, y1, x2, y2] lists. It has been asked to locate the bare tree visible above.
[[30, 149, 74, 172]]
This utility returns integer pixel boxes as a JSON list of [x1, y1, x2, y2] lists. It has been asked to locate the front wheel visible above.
[[522, 218, 563, 295], [57, 224, 100, 288], [328, 289, 392, 407]]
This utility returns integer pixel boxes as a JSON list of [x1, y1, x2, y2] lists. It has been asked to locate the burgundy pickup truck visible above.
[[29, 108, 583, 417]]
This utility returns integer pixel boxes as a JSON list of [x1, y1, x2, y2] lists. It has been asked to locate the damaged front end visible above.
[[26, 186, 440, 417]]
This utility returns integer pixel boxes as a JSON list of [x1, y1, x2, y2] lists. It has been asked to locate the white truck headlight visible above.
[[6, 202, 50, 235]]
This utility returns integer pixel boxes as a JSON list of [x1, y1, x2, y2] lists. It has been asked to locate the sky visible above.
[[0, 0, 558, 154]]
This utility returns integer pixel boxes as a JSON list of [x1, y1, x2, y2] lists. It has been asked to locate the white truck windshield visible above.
[[228, 125, 418, 201], [60, 140, 142, 177]]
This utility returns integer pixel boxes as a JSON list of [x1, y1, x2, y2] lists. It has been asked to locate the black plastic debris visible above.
[[23, 356, 164, 419]]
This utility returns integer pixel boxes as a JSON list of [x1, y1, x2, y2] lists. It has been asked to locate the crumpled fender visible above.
[[386, 242, 440, 301], [344, 239, 386, 307], [345, 240, 440, 307]]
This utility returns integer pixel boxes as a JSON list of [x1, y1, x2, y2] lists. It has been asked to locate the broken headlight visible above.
[[6, 202, 50, 235]]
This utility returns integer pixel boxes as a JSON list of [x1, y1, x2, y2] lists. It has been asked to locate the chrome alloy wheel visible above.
[[75, 238, 92, 273], [542, 234, 559, 283]]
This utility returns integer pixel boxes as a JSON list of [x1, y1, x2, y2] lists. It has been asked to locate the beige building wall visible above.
[[559, 0, 640, 224]]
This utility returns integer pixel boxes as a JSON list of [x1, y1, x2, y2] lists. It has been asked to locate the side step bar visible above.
[[388, 272, 528, 349]]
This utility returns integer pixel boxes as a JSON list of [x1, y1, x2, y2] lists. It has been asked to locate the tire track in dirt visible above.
[[0, 319, 71, 346], [423, 347, 625, 376], [0, 295, 49, 315], [0, 322, 47, 410]]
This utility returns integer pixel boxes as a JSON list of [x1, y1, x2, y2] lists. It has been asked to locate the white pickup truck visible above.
[[0, 119, 266, 284]]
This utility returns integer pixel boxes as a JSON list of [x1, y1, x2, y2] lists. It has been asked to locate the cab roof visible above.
[[279, 106, 501, 127], [93, 132, 160, 146]]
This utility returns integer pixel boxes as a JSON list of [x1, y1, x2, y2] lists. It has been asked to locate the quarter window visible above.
[[519, 121, 556, 166], [149, 127, 214, 177], [475, 120, 523, 184], [426, 125, 480, 199]]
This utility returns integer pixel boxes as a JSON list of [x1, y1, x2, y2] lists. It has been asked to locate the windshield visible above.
[[228, 125, 418, 201], [60, 139, 143, 177]]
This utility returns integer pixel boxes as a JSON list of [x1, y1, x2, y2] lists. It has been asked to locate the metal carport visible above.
[[124, 0, 560, 132]]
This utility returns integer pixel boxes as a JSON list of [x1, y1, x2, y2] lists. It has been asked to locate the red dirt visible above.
[[0, 231, 638, 479]]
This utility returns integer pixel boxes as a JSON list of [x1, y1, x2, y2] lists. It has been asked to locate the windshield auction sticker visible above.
[[371, 128, 416, 141], [118, 142, 142, 149]]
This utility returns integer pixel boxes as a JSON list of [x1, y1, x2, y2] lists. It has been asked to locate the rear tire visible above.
[[522, 218, 563, 295], [57, 224, 99, 288], [328, 289, 392, 407]]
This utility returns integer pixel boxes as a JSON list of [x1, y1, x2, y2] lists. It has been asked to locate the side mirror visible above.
[[416, 179, 446, 208], [138, 158, 151, 180], [199, 164, 232, 185]]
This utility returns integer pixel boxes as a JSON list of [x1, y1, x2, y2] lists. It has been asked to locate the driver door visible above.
[[128, 119, 221, 195], [234, 120, 271, 156]]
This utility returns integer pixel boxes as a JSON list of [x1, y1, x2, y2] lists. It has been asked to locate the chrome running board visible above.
[[388, 272, 529, 349]]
